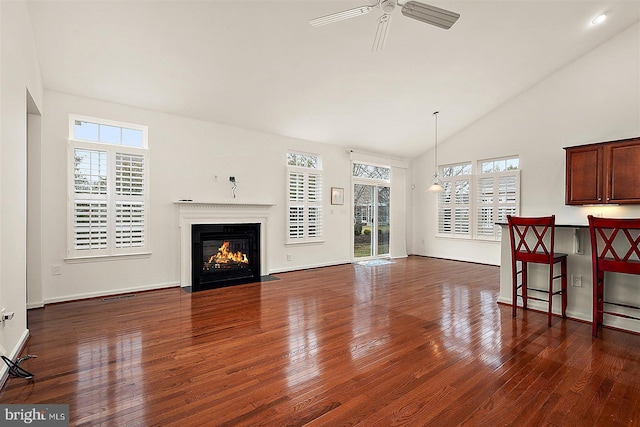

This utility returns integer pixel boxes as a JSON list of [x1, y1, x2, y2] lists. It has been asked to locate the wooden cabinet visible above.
[[565, 137, 640, 205]]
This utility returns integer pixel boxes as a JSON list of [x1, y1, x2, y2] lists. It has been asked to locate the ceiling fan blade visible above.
[[372, 14, 392, 52], [401, 1, 460, 29], [309, 5, 374, 27]]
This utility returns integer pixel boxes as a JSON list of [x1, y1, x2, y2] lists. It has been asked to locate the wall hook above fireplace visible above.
[[229, 176, 237, 198]]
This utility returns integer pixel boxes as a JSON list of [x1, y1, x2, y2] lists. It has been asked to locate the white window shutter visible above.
[[289, 172, 304, 202], [474, 170, 519, 240], [72, 147, 109, 254], [115, 202, 145, 248], [454, 208, 470, 235], [307, 173, 321, 203], [286, 165, 323, 243], [307, 173, 322, 238], [73, 201, 108, 250], [288, 207, 304, 239], [498, 174, 518, 204], [453, 179, 471, 236], [74, 149, 107, 195], [476, 176, 495, 239], [308, 207, 322, 238], [496, 172, 520, 240], [116, 153, 145, 196], [438, 181, 452, 235]]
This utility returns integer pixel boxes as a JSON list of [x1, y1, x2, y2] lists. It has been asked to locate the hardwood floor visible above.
[[2, 256, 640, 426]]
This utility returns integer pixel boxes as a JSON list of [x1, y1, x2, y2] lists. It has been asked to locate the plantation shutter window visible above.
[[438, 163, 471, 238], [68, 115, 149, 259], [437, 157, 519, 241], [286, 152, 323, 244], [474, 157, 520, 241]]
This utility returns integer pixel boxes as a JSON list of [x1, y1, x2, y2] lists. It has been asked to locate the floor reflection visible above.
[[75, 331, 144, 424], [285, 296, 321, 388], [439, 282, 503, 363]]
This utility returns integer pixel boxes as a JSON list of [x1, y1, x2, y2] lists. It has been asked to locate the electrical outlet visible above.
[[572, 274, 582, 288], [1, 308, 5, 325], [52, 265, 61, 276], [213, 175, 218, 182], [287, 254, 292, 261]]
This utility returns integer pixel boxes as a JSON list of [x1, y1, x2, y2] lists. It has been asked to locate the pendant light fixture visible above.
[[427, 111, 444, 192]]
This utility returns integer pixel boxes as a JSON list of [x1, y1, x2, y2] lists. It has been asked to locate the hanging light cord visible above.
[[2, 354, 37, 380], [433, 111, 439, 177]]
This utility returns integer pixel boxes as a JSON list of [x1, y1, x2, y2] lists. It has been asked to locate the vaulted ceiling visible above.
[[27, 0, 640, 158]]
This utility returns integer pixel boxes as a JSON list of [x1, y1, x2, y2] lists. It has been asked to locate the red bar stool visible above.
[[588, 215, 640, 337], [507, 215, 568, 327]]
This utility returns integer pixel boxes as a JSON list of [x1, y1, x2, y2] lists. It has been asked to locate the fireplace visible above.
[[191, 223, 260, 291]]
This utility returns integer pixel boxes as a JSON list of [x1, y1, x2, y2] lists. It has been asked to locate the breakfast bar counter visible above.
[[496, 222, 640, 333]]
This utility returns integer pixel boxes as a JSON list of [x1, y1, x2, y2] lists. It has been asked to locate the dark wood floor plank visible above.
[[3, 256, 640, 426]]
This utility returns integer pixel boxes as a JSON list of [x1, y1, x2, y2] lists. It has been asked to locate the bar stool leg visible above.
[[592, 276, 599, 337], [593, 271, 604, 337], [512, 260, 518, 318], [522, 261, 528, 311], [561, 258, 567, 318], [548, 262, 554, 327]]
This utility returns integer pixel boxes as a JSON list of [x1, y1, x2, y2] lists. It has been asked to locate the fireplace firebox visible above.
[[191, 223, 260, 291]]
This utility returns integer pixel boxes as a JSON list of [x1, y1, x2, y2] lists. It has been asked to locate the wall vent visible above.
[[102, 294, 136, 302]]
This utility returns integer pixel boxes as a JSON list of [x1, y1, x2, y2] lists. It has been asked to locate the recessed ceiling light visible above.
[[592, 14, 607, 25]]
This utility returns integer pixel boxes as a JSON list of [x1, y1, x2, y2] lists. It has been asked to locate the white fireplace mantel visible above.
[[176, 201, 274, 287]]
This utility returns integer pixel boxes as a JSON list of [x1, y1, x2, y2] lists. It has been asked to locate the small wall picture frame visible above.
[[331, 187, 344, 205]]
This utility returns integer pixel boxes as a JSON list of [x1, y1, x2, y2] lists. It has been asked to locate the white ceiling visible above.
[[27, 0, 640, 158]]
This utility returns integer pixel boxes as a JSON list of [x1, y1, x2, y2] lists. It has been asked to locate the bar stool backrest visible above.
[[588, 215, 640, 275], [507, 215, 557, 265]]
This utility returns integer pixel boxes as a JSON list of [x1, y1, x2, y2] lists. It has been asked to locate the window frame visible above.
[[70, 115, 148, 148], [67, 115, 150, 260]]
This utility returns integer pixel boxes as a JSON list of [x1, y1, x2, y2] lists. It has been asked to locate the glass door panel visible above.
[[354, 184, 374, 258], [377, 186, 390, 256]]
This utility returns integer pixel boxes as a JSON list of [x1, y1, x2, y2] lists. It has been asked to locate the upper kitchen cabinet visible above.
[[565, 137, 640, 205]]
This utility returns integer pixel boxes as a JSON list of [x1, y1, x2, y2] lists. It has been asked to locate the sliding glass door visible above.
[[353, 183, 390, 259]]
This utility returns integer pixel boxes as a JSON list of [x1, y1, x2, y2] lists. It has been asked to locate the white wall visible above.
[[0, 1, 43, 369], [27, 111, 43, 307], [38, 91, 407, 304], [410, 22, 640, 265]]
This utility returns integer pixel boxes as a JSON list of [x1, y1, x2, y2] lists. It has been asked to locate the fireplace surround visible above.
[[176, 202, 273, 289]]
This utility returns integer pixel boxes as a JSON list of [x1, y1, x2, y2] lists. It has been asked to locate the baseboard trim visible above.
[[27, 301, 44, 309], [42, 282, 180, 306], [410, 253, 500, 267], [269, 260, 352, 274]]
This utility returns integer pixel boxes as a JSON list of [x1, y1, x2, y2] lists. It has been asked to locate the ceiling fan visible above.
[[309, 0, 460, 51]]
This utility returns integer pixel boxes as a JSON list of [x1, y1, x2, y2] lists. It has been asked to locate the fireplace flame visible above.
[[207, 241, 249, 265]]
